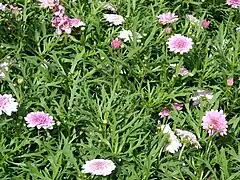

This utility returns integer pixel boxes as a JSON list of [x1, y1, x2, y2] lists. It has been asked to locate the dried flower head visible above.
[[191, 90, 213, 106], [176, 129, 201, 149]]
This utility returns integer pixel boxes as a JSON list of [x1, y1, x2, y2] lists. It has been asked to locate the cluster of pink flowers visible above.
[[159, 103, 183, 117], [38, 0, 85, 35]]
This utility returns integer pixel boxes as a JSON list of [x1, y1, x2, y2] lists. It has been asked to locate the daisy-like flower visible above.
[[227, 0, 240, 8], [167, 34, 193, 54], [82, 159, 116, 176], [179, 66, 193, 76], [0, 94, 18, 116], [160, 124, 182, 153], [103, 14, 124, 26], [104, 2, 116, 12], [157, 12, 178, 25], [191, 90, 213, 106], [202, 110, 228, 136], [159, 107, 171, 117], [24, 111, 55, 129], [38, 0, 59, 9], [117, 30, 142, 42], [186, 14, 200, 25], [176, 129, 201, 149]]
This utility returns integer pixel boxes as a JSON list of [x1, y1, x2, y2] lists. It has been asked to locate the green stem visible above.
[[178, 143, 186, 161]]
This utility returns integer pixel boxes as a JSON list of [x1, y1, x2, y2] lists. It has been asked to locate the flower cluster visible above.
[[38, 0, 85, 35]]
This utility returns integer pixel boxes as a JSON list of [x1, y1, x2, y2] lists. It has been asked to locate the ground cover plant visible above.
[[0, 0, 240, 179]]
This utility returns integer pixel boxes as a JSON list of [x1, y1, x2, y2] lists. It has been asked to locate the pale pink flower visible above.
[[201, 20, 211, 28], [227, 77, 234, 86], [24, 112, 55, 129], [103, 14, 124, 26], [82, 159, 116, 176], [111, 38, 122, 49], [202, 110, 228, 136], [179, 66, 193, 76], [70, 18, 85, 27], [38, 0, 59, 9], [227, 0, 240, 8], [167, 34, 193, 54], [0, 94, 18, 116], [176, 129, 201, 149], [52, 4, 65, 16], [173, 103, 183, 111], [157, 12, 178, 25], [159, 107, 171, 117]]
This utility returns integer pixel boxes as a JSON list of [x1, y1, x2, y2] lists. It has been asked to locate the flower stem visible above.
[[178, 143, 186, 160]]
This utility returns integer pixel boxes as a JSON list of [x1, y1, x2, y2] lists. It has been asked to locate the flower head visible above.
[[24, 112, 55, 129], [191, 90, 213, 106], [202, 20, 211, 28], [186, 14, 200, 25], [179, 66, 193, 76], [227, 0, 240, 8], [157, 12, 178, 25], [160, 124, 182, 153], [165, 27, 172, 34], [227, 77, 234, 86], [176, 129, 201, 149], [0, 62, 9, 78], [0, 94, 18, 116], [117, 30, 142, 42], [111, 38, 122, 49], [103, 14, 124, 26], [202, 110, 228, 136], [104, 2, 116, 12], [38, 0, 59, 9], [0, 3, 6, 11], [52, 4, 65, 16], [167, 34, 193, 54], [82, 159, 116, 176], [159, 107, 171, 117], [173, 103, 183, 111]]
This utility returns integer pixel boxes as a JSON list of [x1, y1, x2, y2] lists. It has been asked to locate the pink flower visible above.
[[201, 20, 210, 28], [227, 77, 234, 86], [111, 38, 122, 49], [157, 12, 178, 25], [0, 94, 18, 116], [70, 18, 85, 27], [24, 112, 55, 129], [173, 103, 183, 110], [82, 159, 116, 176], [167, 34, 193, 54], [159, 107, 171, 117], [202, 110, 228, 136], [103, 14, 124, 25], [227, 0, 240, 8], [52, 4, 65, 16], [38, 0, 59, 9], [165, 27, 172, 34]]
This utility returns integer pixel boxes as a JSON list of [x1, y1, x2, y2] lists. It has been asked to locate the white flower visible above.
[[82, 159, 116, 176], [103, 14, 124, 26], [0, 94, 18, 116], [186, 14, 200, 25], [0, 3, 6, 11], [117, 30, 142, 42], [236, 27, 240, 32], [104, 2, 116, 12], [160, 124, 182, 154], [191, 90, 213, 106], [176, 129, 201, 149]]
